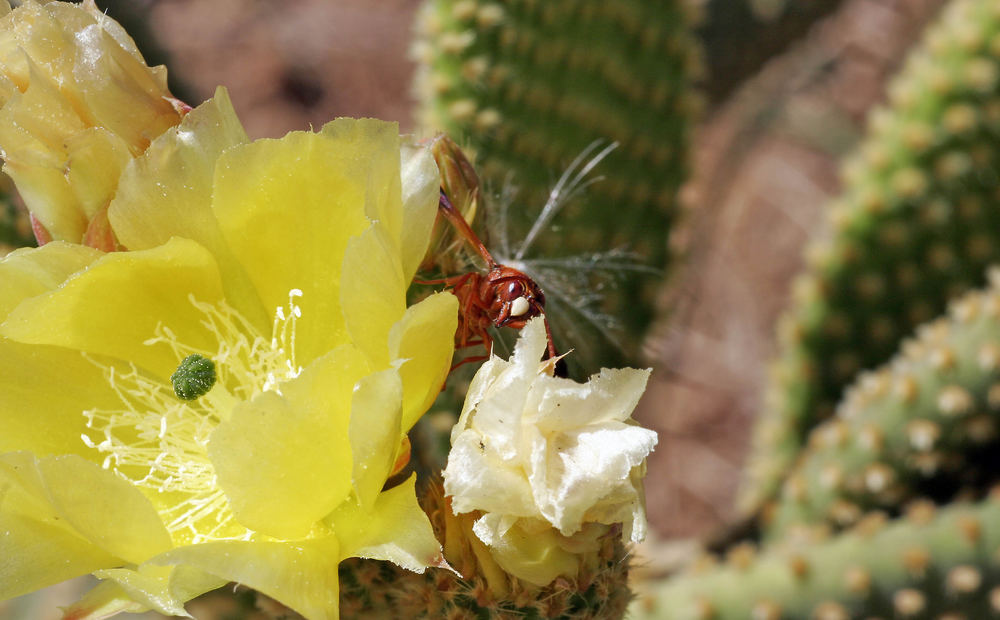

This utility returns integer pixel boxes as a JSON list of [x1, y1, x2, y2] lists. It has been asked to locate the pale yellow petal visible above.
[[340, 223, 406, 368], [90, 564, 226, 618], [209, 346, 366, 538], [61, 580, 149, 620], [389, 292, 457, 431], [151, 537, 341, 620], [349, 368, 403, 510], [328, 475, 444, 573], [212, 131, 374, 364], [0, 510, 117, 601], [0, 59, 88, 241], [471, 515, 579, 586], [1, 238, 226, 379], [0, 242, 102, 320], [38, 455, 171, 563], [319, 118, 403, 249], [69, 23, 178, 152], [0, 452, 169, 601], [107, 88, 264, 327], [64, 127, 132, 220], [0, 342, 122, 460], [398, 139, 440, 282]]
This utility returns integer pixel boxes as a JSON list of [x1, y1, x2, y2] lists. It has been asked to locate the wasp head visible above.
[[488, 266, 545, 328]]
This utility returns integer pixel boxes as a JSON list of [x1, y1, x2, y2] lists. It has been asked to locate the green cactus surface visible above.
[[742, 0, 1000, 513], [631, 492, 1000, 619], [767, 274, 1000, 537], [412, 0, 699, 370]]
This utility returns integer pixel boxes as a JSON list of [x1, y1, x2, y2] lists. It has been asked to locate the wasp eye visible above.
[[506, 281, 525, 298], [510, 296, 530, 317]]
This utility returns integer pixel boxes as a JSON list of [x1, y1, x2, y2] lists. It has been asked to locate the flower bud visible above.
[[0, 0, 184, 249], [420, 133, 481, 273]]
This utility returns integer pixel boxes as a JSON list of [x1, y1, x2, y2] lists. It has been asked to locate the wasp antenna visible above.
[[516, 140, 619, 260]]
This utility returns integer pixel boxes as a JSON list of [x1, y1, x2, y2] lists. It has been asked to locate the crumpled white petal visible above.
[[443, 317, 657, 579]]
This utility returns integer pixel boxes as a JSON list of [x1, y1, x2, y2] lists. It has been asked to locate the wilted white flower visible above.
[[443, 317, 657, 584]]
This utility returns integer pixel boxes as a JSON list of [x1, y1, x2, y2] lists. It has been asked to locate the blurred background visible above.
[[0, 0, 987, 616]]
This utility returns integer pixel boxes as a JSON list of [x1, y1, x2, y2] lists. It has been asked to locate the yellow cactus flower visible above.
[[0, 0, 185, 249], [443, 317, 656, 586], [0, 89, 457, 620]]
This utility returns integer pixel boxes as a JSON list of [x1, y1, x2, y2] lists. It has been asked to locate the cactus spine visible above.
[[743, 0, 1000, 513], [412, 0, 699, 367]]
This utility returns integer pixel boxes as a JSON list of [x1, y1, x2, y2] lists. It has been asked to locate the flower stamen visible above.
[[80, 291, 307, 544]]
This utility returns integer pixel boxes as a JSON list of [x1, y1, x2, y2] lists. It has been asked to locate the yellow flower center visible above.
[[81, 291, 305, 544]]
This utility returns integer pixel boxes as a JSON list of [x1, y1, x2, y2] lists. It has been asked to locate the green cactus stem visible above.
[[767, 273, 1000, 536], [412, 0, 699, 369], [743, 0, 1000, 513], [631, 492, 1000, 619]]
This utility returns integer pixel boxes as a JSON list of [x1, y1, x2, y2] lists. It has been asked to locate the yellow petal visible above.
[[389, 292, 458, 431], [209, 346, 366, 538], [328, 475, 444, 573], [0, 242, 102, 320], [64, 127, 132, 220], [470, 515, 579, 586], [0, 451, 175, 601], [1, 238, 226, 379], [0, 510, 116, 601], [109, 88, 247, 250], [0, 60, 88, 241], [150, 537, 341, 620], [68, 21, 178, 153], [37, 455, 172, 564], [398, 139, 440, 283], [107, 88, 264, 326], [90, 564, 226, 618], [61, 580, 149, 620], [212, 130, 375, 364], [0, 339, 121, 458], [349, 368, 403, 510], [0, 1, 181, 244], [340, 223, 405, 368], [0, 453, 172, 564], [319, 118, 403, 250]]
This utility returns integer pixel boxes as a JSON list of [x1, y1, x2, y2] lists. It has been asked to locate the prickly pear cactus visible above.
[[412, 0, 699, 368], [768, 273, 1000, 537], [632, 492, 1000, 619], [743, 0, 1000, 513]]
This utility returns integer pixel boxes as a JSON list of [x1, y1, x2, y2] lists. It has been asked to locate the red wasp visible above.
[[422, 188, 557, 366]]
